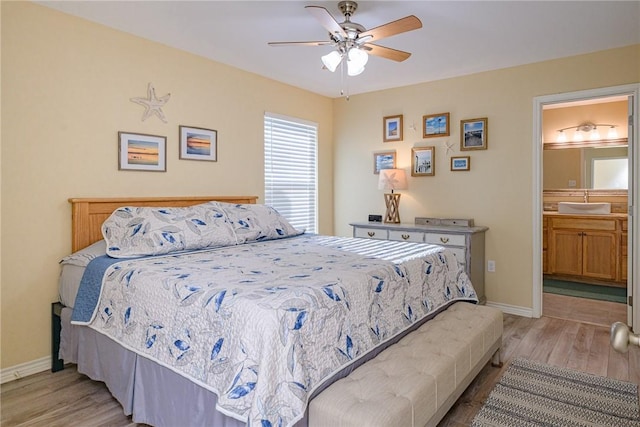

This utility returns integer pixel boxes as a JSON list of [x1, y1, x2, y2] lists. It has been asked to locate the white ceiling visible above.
[[37, 1, 640, 98]]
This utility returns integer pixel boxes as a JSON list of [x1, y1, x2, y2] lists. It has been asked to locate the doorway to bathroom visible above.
[[533, 84, 639, 329]]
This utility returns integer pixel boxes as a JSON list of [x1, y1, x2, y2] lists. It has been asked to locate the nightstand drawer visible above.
[[354, 227, 388, 240], [388, 230, 424, 242], [424, 233, 465, 247], [448, 247, 466, 265]]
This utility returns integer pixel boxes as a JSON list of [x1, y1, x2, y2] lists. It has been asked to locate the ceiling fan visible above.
[[268, 1, 422, 77]]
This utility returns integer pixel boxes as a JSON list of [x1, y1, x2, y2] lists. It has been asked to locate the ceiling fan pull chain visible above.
[[340, 60, 345, 97]]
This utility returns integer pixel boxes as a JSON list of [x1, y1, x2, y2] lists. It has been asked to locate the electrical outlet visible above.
[[487, 260, 496, 272]]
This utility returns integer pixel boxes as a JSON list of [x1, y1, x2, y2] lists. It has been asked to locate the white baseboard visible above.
[[1, 356, 50, 384], [486, 301, 534, 318]]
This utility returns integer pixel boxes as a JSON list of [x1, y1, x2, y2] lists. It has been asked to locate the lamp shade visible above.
[[321, 50, 342, 72], [556, 130, 567, 143], [347, 47, 368, 76], [378, 169, 407, 191]]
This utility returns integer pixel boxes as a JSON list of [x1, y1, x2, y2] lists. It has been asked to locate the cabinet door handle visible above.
[[401, 234, 410, 240], [440, 237, 450, 244], [367, 231, 375, 237]]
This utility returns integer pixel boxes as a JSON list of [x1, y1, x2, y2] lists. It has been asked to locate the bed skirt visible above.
[[60, 306, 278, 426], [59, 301, 462, 426]]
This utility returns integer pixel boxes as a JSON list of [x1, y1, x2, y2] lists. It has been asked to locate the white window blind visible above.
[[264, 113, 318, 234]]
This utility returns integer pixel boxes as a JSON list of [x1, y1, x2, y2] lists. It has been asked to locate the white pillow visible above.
[[217, 202, 303, 243], [102, 203, 237, 258], [101, 202, 303, 258]]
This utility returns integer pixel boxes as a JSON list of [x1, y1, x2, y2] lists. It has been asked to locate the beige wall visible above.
[[1, 2, 333, 369], [542, 101, 628, 143], [2, 1, 639, 371], [332, 45, 639, 309]]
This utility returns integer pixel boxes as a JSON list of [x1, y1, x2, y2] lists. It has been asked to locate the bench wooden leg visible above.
[[491, 349, 503, 367]]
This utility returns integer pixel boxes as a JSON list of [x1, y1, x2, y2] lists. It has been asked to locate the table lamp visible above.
[[378, 168, 408, 223]]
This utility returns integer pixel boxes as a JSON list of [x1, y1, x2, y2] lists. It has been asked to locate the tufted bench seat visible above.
[[309, 302, 503, 427]]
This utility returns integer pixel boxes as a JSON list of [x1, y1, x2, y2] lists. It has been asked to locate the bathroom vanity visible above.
[[543, 212, 627, 287]]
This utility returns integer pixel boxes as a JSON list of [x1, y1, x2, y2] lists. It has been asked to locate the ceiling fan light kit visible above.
[[321, 50, 342, 72], [268, 1, 422, 96]]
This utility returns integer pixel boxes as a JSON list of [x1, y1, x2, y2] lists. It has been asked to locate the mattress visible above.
[[59, 240, 106, 307], [59, 234, 477, 426]]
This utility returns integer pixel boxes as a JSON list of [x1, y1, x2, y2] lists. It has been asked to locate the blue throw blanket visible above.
[[71, 255, 123, 323]]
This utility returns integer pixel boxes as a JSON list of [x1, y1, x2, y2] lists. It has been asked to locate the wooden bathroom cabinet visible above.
[[545, 214, 627, 287]]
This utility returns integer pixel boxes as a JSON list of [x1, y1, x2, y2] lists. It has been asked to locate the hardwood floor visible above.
[[543, 291, 628, 327], [2, 303, 639, 427]]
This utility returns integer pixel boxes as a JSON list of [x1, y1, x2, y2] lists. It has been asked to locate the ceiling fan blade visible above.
[[359, 15, 422, 42], [364, 44, 412, 62], [305, 5, 347, 39], [268, 41, 333, 47]]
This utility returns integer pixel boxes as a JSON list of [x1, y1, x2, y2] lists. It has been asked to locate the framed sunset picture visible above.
[[118, 132, 166, 172], [179, 125, 218, 161]]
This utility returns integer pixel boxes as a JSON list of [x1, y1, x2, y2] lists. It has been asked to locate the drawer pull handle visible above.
[[440, 237, 450, 244], [401, 234, 410, 240], [367, 231, 375, 237]]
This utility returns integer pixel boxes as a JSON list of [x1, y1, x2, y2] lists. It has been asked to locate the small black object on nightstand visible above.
[[368, 214, 382, 222]]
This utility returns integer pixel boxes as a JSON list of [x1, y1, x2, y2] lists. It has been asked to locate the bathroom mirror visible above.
[[543, 145, 628, 190]]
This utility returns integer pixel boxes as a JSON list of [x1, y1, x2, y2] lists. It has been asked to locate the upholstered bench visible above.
[[309, 302, 503, 427]]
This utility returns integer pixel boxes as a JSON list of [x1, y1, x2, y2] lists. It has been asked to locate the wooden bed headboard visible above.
[[68, 196, 258, 252]]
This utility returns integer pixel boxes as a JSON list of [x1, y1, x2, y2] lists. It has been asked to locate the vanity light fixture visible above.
[[378, 168, 408, 223], [555, 122, 618, 143]]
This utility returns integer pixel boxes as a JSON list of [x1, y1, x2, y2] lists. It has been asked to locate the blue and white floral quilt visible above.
[[72, 234, 476, 426]]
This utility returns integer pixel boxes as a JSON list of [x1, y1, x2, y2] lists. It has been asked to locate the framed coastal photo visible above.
[[423, 112, 450, 138], [411, 146, 435, 176], [460, 117, 488, 150], [118, 132, 166, 172], [383, 115, 403, 142], [373, 151, 396, 174], [450, 156, 470, 171], [179, 125, 217, 161]]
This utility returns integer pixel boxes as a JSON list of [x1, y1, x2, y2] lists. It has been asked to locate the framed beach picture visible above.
[[411, 146, 435, 176], [460, 118, 488, 150], [423, 112, 450, 138], [118, 132, 166, 172], [373, 151, 396, 174], [383, 115, 403, 142], [450, 156, 470, 171], [179, 125, 217, 161]]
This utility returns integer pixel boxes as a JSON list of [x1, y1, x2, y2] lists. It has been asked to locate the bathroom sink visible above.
[[557, 202, 611, 215]]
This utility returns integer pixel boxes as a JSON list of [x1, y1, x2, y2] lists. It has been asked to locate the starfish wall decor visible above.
[[130, 83, 171, 123], [443, 140, 455, 155]]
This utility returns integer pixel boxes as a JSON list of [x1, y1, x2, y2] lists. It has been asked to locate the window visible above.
[[264, 113, 318, 233], [592, 157, 628, 189]]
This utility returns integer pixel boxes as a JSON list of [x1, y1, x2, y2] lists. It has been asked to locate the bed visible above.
[[55, 196, 482, 427]]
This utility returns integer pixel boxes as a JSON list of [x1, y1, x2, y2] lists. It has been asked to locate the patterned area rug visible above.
[[472, 358, 640, 426]]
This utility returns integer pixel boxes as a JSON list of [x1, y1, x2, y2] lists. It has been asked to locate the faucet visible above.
[[583, 189, 589, 203]]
